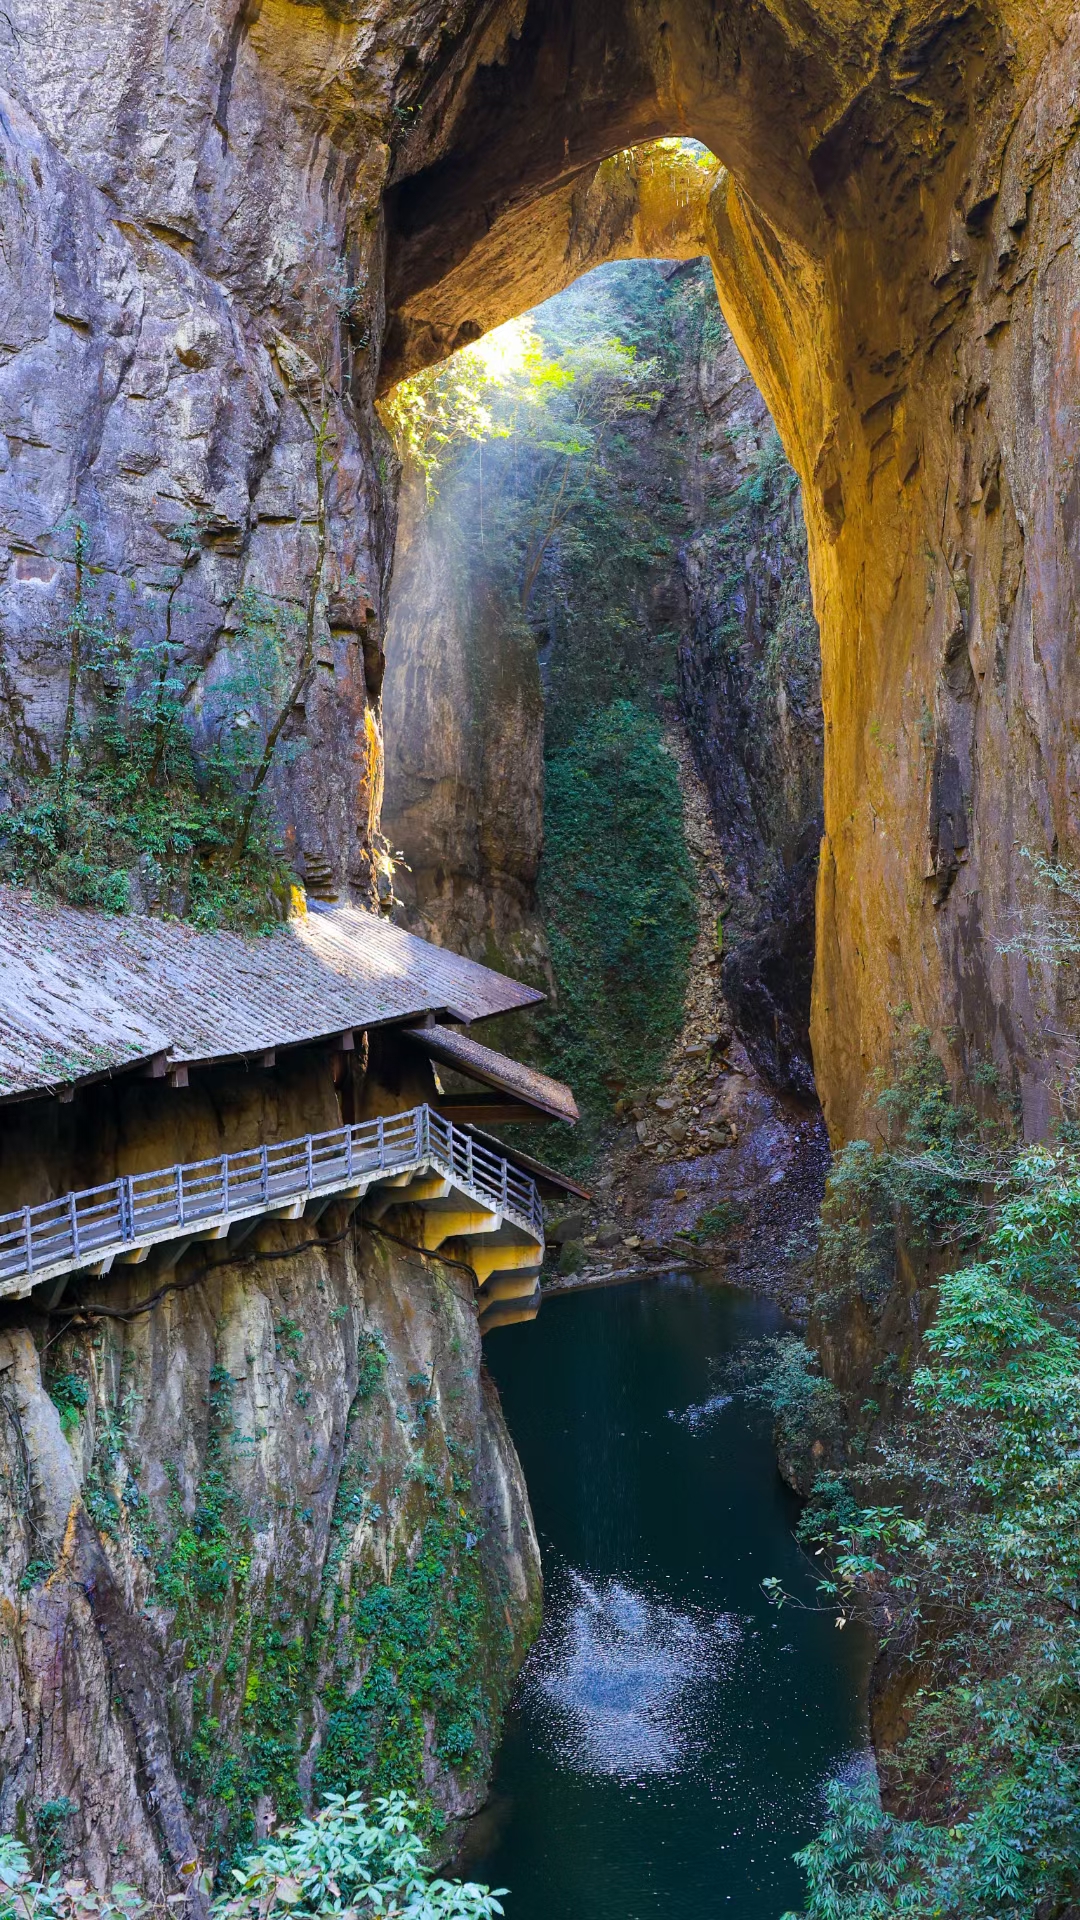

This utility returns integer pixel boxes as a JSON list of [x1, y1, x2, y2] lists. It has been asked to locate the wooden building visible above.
[[0, 889, 584, 1333]]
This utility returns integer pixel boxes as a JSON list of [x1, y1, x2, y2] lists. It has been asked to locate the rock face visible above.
[[676, 388, 823, 1100], [382, 467, 549, 979], [0, 1054, 540, 1890], [0, 1225, 539, 1887], [0, 2, 404, 903]]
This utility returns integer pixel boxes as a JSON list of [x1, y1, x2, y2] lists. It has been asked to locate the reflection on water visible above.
[[667, 1392, 733, 1430], [467, 1274, 872, 1920], [533, 1571, 740, 1778]]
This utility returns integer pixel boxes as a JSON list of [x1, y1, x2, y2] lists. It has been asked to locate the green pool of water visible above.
[[463, 1273, 871, 1920]]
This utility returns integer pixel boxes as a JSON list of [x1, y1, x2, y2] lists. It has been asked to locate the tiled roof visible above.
[[405, 1022, 578, 1124], [0, 890, 544, 1102]]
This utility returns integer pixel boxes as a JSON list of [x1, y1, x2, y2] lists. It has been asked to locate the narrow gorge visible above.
[[2, 4, 1080, 1916]]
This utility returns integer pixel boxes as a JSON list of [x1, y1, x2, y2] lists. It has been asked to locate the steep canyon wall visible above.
[[0, 1183, 539, 1886], [382, 259, 823, 1099], [4, 0, 1080, 1132], [381, 465, 548, 980]]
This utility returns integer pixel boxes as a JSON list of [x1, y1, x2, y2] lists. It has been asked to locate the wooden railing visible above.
[[0, 1105, 543, 1296]]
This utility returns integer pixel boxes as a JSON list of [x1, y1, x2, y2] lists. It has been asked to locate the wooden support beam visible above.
[[434, 1096, 551, 1125], [37, 1274, 71, 1308], [467, 1242, 543, 1285], [479, 1272, 542, 1304], [226, 1216, 263, 1251], [302, 1194, 336, 1224], [421, 1207, 501, 1252]]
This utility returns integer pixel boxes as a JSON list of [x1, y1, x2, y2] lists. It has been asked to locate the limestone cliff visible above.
[[0, 1048, 540, 1890], [377, 0, 1080, 1142], [0, 1223, 539, 1887], [382, 467, 548, 980]]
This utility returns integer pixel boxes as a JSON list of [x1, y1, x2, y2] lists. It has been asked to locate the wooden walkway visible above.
[[0, 1106, 544, 1318]]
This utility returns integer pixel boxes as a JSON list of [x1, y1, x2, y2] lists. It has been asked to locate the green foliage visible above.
[[32, 1807, 77, 1878], [46, 1372, 88, 1439], [533, 701, 697, 1163], [782, 1773, 952, 1920], [781, 1078, 1080, 1915], [1, 1797, 503, 1920], [17, 1560, 54, 1594], [216, 1791, 504, 1920], [678, 1199, 744, 1244], [381, 309, 654, 550], [814, 1016, 997, 1321], [355, 1332, 388, 1401], [0, 526, 298, 929], [730, 1334, 843, 1476], [0, 1836, 143, 1920], [315, 1481, 509, 1803], [155, 1366, 249, 1658]]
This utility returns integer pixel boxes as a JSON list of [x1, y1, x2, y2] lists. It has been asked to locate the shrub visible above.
[[0, 1837, 143, 1920], [1, 1797, 505, 1920], [0, 532, 298, 930], [216, 1793, 504, 1920], [813, 1016, 999, 1321], [730, 1334, 843, 1486], [780, 1150, 1080, 1917], [535, 700, 697, 1163]]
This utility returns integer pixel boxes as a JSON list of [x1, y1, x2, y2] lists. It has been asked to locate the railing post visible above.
[[24, 1207, 33, 1275], [260, 1145, 269, 1204], [69, 1191, 79, 1262], [176, 1164, 184, 1228], [377, 1115, 385, 1168], [346, 1127, 354, 1181], [305, 1135, 314, 1192], [124, 1177, 135, 1243], [222, 1155, 229, 1213], [501, 1158, 508, 1211], [466, 1134, 474, 1190]]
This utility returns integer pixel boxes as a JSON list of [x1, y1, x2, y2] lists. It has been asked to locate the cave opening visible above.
[[381, 234, 826, 1254]]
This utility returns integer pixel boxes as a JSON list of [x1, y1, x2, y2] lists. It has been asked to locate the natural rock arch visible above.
[[1, 0, 1077, 1137], [380, 0, 1080, 1140]]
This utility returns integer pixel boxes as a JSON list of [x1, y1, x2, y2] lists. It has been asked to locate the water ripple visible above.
[[667, 1393, 732, 1430], [527, 1571, 740, 1780]]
